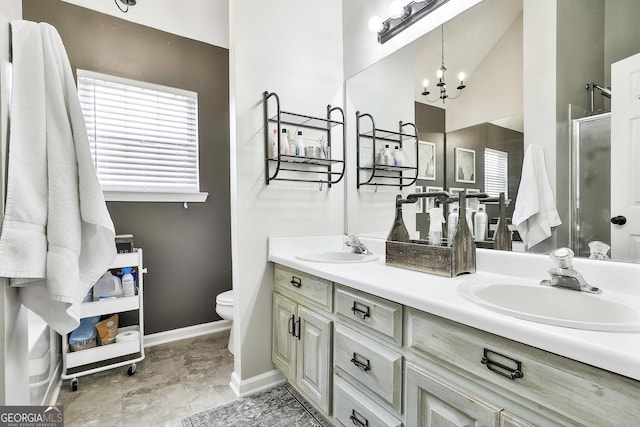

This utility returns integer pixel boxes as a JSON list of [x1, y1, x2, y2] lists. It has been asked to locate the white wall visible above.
[[342, 0, 482, 79], [60, 0, 229, 48], [345, 45, 417, 237], [523, 0, 556, 191], [229, 0, 344, 384], [446, 13, 523, 132], [1, 0, 29, 405]]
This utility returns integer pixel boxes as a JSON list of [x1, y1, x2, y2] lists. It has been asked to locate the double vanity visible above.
[[269, 235, 640, 426]]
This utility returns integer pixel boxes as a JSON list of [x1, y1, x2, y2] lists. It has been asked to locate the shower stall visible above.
[[570, 112, 611, 258]]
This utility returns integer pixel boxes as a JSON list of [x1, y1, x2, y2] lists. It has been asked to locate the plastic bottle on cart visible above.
[[121, 267, 135, 297], [93, 271, 123, 301]]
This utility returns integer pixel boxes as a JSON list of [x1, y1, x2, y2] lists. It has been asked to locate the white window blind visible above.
[[77, 69, 200, 196], [484, 148, 508, 197]]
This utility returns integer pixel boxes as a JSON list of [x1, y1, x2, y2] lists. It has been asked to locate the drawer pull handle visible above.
[[481, 348, 523, 380], [350, 409, 369, 427], [351, 352, 371, 372], [288, 314, 295, 337], [350, 301, 370, 320], [295, 317, 301, 340], [290, 276, 302, 288]]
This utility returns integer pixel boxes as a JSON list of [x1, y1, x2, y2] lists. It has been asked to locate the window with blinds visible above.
[[484, 148, 508, 197], [77, 70, 200, 197]]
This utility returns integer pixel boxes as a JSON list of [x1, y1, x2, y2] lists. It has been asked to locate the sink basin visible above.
[[458, 280, 640, 332], [295, 251, 379, 264]]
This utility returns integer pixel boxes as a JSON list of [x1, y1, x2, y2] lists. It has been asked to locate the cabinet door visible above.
[[405, 362, 501, 427], [297, 305, 332, 414], [272, 293, 296, 380]]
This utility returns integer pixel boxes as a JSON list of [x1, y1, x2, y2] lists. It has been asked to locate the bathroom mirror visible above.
[[345, 0, 640, 262]]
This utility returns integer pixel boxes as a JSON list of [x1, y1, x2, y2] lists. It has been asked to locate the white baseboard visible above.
[[229, 369, 286, 398], [144, 320, 231, 348]]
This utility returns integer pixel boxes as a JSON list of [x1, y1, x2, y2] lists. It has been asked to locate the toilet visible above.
[[215, 290, 234, 354]]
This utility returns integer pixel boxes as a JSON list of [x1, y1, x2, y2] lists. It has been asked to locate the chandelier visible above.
[[421, 25, 466, 104]]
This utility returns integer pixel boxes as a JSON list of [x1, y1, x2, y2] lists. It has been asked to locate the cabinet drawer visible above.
[[275, 265, 333, 312], [335, 285, 402, 346], [334, 373, 402, 427], [334, 323, 402, 412], [406, 308, 640, 426]]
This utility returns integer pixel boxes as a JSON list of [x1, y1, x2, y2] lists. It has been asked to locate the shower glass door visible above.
[[571, 113, 611, 257]]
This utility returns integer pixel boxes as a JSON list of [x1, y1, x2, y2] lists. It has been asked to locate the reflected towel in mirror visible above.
[[512, 144, 561, 248]]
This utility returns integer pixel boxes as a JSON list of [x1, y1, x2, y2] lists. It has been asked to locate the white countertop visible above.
[[268, 235, 640, 381]]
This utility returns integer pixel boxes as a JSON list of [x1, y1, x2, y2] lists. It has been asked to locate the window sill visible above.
[[104, 192, 209, 203]]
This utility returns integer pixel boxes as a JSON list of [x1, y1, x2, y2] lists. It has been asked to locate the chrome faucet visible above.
[[345, 234, 372, 255], [540, 248, 602, 294]]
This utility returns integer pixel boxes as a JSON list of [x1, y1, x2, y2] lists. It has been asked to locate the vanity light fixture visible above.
[[369, 0, 451, 44], [115, 0, 136, 13], [421, 24, 466, 104]]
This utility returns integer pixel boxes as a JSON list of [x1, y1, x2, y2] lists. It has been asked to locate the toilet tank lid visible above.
[[216, 290, 234, 305]]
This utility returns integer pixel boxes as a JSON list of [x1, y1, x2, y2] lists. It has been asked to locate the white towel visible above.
[[512, 144, 561, 248], [0, 21, 116, 334]]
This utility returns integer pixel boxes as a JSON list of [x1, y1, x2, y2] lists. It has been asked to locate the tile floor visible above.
[[57, 330, 236, 427]]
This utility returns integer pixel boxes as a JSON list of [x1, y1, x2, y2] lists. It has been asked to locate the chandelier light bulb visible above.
[[458, 72, 465, 81], [422, 79, 429, 88], [388, 0, 405, 19], [436, 69, 443, 79], [368, 16, 384, 33]]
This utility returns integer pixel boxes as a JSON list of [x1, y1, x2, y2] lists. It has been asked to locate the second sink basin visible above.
[[458, 280, 640, 332], [295, 251, 379, 264]]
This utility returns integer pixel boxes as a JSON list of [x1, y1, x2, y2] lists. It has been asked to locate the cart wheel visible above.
[[71, 378, 78, 392], [128, 364, 137, 376]]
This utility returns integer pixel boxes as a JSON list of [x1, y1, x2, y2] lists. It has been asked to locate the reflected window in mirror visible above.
[[484, 148, 508, 198]]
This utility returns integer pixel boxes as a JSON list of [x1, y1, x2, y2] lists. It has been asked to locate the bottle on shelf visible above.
[[279, 128, 290, 156], [396, 147, 408, 166], [269, 129, 278, 159], [447, 205, 459, 246], [393, 146, 400, 166], [121, 267, 135, 297], [295, 131, 305, 156], [383, 144, 393, 166], [474, 204, 488, 241], [283, 128, 294, 156]]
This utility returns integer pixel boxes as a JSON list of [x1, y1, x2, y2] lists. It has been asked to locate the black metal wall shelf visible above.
[[263, 91, 345, 188], [356, 111, 419, 189]]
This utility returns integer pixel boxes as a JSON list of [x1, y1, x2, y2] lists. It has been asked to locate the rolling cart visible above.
[[61, 248, 146, 391]]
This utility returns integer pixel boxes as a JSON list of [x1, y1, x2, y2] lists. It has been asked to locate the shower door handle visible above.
[[611, 215, 627, 225]]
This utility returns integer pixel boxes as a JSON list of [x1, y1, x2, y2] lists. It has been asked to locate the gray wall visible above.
[[23, 0, 231, 334], [447, 123, 523, 220]]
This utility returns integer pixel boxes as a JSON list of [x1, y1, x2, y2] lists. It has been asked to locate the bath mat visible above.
[[180, 383, 332, 427]]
